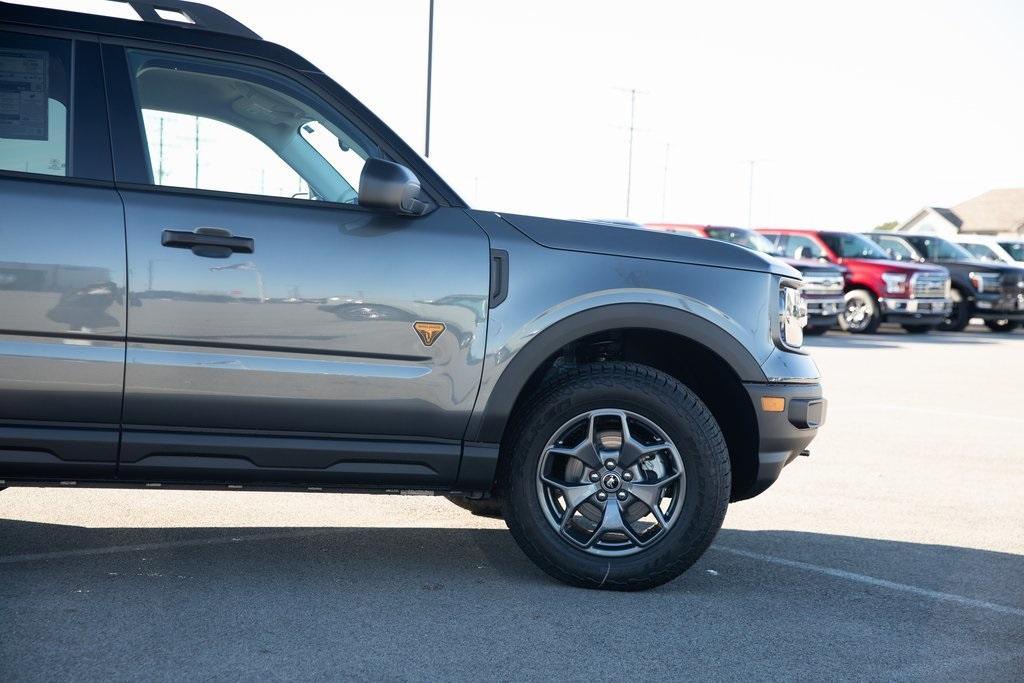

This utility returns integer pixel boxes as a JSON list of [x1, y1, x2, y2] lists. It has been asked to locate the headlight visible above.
[[881, 272, 909, 294], [778, 283, 807, 350], [969, 272, 1001, 293]]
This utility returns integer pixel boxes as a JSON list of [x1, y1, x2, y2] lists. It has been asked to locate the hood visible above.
[[500, 214, 798, 277], [842, 257, 948, 275], [780, 257, 845, 275], [933, 259, 1024, 276]]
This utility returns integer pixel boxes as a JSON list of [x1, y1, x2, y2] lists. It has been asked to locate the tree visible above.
[[873, 221, 899, 232]]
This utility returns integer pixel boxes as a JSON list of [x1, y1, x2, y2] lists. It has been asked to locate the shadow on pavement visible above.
[[1, 519, 1021, 603], [1, 520, 1021, 679]]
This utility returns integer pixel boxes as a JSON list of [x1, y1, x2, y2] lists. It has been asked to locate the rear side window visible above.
[[997, 241, 1024, 262], [0, 31, 70, 176]]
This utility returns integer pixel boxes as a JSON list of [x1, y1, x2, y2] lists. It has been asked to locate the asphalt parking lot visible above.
[[1, 325, 1022, 681]]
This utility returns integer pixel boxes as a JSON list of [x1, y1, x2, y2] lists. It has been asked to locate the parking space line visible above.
[[714, 545, 1024, 618], [0, 528, 335, 565]]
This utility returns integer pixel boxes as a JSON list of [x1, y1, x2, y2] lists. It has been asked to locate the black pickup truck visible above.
[[869, 233, 1024, 332]]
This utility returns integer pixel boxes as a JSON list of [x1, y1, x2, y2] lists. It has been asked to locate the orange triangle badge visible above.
[[414, 321, 445, 346]]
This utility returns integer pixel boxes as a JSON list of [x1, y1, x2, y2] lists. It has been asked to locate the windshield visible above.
[[960, 242, 1001, 261], [910, 236, 974, 261], [821, 232, 890, 259], [704, 227, 777, 254], [997, 241, 1024, 261]]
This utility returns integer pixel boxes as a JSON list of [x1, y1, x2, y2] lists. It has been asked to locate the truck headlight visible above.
[[881, 272, 909, 294], [969, 272, 1001, 293], [778, 283, 808, 350]]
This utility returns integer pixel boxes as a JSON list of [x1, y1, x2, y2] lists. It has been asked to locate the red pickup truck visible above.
[[647, 224, 846, 334], [758, 229, 951, 334]]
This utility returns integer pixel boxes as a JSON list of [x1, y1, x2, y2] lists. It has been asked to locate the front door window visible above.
[[126, 50, 379, 204]]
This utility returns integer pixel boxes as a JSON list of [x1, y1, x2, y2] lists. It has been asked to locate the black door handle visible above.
[[161, 228, 254, 258]]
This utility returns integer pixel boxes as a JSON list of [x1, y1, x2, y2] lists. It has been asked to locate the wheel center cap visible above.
[[601, 473, 621, 492]]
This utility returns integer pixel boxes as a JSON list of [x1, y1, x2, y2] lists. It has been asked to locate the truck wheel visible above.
[[901, 324, 933, 334], [804, 325, 829, 336], [984, 319, 1020, 333], [939, 289, 969, 332], [839, 290, 881, 334], [444, 495, 504, 518], [499, 362, 729, 591]]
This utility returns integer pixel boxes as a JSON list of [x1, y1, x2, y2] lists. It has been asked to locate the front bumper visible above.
[[805, 296, 843, 327], [973, 292, 1024, 321], [878, 297, 950, 323], [740, 381, 826, 500]]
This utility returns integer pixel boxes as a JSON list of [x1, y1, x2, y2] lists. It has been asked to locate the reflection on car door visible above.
[[103, 45, 490, 487], [0, 33, 125, 480]]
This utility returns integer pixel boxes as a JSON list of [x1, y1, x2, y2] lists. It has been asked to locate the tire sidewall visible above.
[[939, 290, 970, 332], [501, 367, 728, 588], [839, 290, 880, 334]]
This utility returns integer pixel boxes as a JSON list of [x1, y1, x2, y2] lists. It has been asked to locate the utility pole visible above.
[[747, 160, 755, 228], [660, 142, 670, 220], [158, 117, 164, 184], [614, 87, 647, 217], [194, 116, 200, 188], [625, 88, 637, 217], [424, 0, 435, 157]]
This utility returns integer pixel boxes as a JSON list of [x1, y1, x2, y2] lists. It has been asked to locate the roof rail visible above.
[[109, 0, 261, 39]]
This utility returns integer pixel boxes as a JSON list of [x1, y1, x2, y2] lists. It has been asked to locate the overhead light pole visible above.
[[424, 0, 435, 157]]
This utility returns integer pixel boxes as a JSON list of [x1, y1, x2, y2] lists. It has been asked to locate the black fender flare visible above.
[[470, 303, 767, 444]]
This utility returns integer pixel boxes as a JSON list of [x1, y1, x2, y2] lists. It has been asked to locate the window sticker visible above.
[[0, 48, 49, 141]]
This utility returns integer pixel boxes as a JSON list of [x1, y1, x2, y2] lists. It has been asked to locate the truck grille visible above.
[[801, 273, 844, 295], [1002, 272, 1024, 295], [912, 273, 948, 299]]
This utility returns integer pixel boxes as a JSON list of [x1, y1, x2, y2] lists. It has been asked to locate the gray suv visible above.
[[0, 0, 825, 589]]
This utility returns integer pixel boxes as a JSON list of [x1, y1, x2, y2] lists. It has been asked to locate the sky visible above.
[[23, 0, 1024, 228]]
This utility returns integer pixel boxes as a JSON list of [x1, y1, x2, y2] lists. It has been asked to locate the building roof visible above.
[[930, 207, 963, 229], [952, 188, 1024, 235]]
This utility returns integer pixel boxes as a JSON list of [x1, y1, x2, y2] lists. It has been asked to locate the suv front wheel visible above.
[[500, 363, 730, 590]]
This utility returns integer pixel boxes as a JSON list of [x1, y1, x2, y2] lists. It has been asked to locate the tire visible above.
[[901, 324, 933, 334], [499, 362, 730, 591], [939, 289, 970, 332], [804, 325, 830, 336], [838, 290, 881, 334], [444, 495, 504, 518], [984, 319, 1020, 333]]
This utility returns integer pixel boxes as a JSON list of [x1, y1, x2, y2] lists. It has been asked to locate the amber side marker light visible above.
[[761, 396, 786, 413]]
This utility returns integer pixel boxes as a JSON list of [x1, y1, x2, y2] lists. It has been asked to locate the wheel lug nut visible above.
[[617, 491, 628, 501], [604, 459, 616, 470], [596, 491, 607, 502], [622, 471, 633, 481], [589, 472, 600, 482]]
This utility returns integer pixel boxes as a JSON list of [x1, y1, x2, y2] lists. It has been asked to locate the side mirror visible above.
[[358, 159, 432, 216]]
